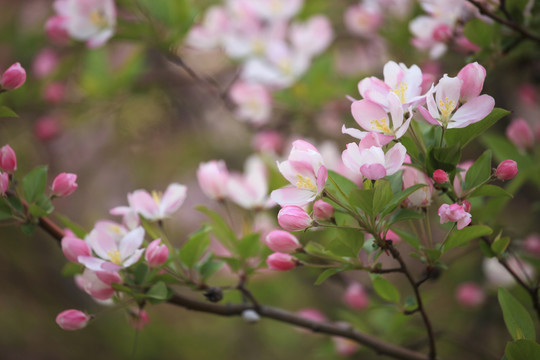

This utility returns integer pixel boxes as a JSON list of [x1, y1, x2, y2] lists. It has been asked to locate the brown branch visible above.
[[168, 292, 436, 360], [467, 0, 540, 44]]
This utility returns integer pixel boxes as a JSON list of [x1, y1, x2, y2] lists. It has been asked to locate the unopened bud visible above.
[[495, 160, 518, 180], [456, 282, 485, 307], [343, 283, 369, 310], [1, 63, 26, 90], [277, 206, 312, 231], [432, 169, 448, 184], [313, 200, 334, 221], [56, 309, 91, 331], [266, 252, 298, 271], [506, 118, 534, 151], [145, 238, 169, 267], [265, 230, 302, 253], [0, 172, 8, 195], [61, 236, 91, 263], [0, 145, 17, 173], [52, 172, 78, 197]]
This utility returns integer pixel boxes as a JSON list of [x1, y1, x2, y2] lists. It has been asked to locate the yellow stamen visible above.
[[271, 0, 283, 13], [391, 81, 408, 104], [107, 250, 122, 265], [370, 118, 392, 134], [151, 191, 162, 205], [439, 96, 456, 124], [252, 39, 265, 56], [278, 60, 292, 76], [295, 174, 317, 192], [89, 10, 108, 27]]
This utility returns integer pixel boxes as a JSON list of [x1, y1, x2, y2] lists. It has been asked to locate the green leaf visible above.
[[326, 229, 364, 258], [180, 226, 211, 269], [133, 263, 149, 285], [217, 256, 242, 272], [0, 198, 13, 220], [197, 206, 237, 251], [423, 248, 441, 263], [371, 275, 400, 303], [469, 184, 512, 198], [392, 228, 420, 250], [426, 144, 461, 174], [349, 188, 374, 217], [28, 194, 54, 218], [479, 240, 496, 258], [505, 340, 540, 360], [304, 241, 348, 262], [56, 214, 87, 239], [463, 18, 494, 47], [22, 166, 48, 204], [498, 288, 536, 341], [325, 170, 360, 208], [20, 222, 36, 235], [350, 180, 392, 218], [381, 184, 426, 218], [0, 105, 18, 118], [443, 225, 493, 251], [146, 281, 168, 300], [199, 258, 225, 281], [315, 268, 346, 285], [388, 208, 424, 225], [237, 233, 260, 260], [464, 150, 492, 190], [61, 262, 84, 277], [445, 108, 510, 148], [492, 237, 511, 255]]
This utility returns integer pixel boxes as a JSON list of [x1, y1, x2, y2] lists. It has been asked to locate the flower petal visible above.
[[271, 186, 316, 207], [351, 99, 388, 134], [360, 163, 386, 180], [160, 183, 187, 217], [448, 94, 495, 128], [119, 227, 145, 260]]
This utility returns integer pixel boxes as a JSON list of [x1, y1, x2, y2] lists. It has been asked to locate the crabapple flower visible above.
[[227, 155, 272, 210], [185, 6, 229, 50], [197, 161, 229, 201], [506, 118, 534, 151], [248, 0, 304, 21], [457, 62, 486, 102], [78, 226, 145, 272], [418, 74, 495, 129], [344, 3, 382, 37], [383, 229, 402, 244], [290, 15, 333, 57], [344, 92, 412, 141], [128, 183, 187, 221], [45, 15, 70, 45], [51, 172, 78, 197], [358, 61, 425, 110], [438, 203, 471, 230], [229, 81, 272, 126], [253, 130, 284, 155], [313, 200, 334, 221], [75, 268, 121, 300], [34, 116, 61, 142], [145, 238, 169, 268], [56, 309, 91, 331], [402, 156, 433, 207], [266, 252, 298, 271], [0, 172, 8, 196], [61, 235, 91, 263], [271, 140, 327, 207], [278, 206, 312, 231], [342, 134, 407, 180], [265, 230, 302, 253], [0, 145, 17, 173], [524, 234, 540, 257], [496, 160, 518, 180], [1, 63, 26, 91], [343, 283, 369, 310], [432, 169, 448, 184], [456, 282, 485, 307]]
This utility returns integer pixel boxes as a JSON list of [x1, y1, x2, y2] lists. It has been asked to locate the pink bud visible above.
[[523, 234, 540, 257], [61, 236, 91, 263], [197, 160, 229, 201], [265, 230, 301, 253], [1, 63, 26, 91], [0, 172, 8, 196], [518, 83, 538, 106], [278, 206, 312, 231], [333, 336, 359, 356], [432, 169, 448, 184], [34, 116, 61, 142], [55, 309, 91, 331], [456, 282, 485, 307], [52, 172, 78, 197], [129, 308, 150, 330], [506, 118, 534, 151], [145, 238, 169, 267], [496, 160, 518, 180], [45, 16, 70, 45], [313, 200, 334, 221], [296, 308, 327, 322], [432, 24, 451, 42], [253, 130, 284, 155], [462, 200, 471, 213], [0, 145, 17, 173], [343, 283, 369, 310], [266, 252, 298, 271], [457, 62, 486, 102], [32, 49, 60, 79], [383, 229, 401, 244], [43, 82, 66, 104]]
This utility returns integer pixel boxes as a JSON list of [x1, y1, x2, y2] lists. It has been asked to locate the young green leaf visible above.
[[498, 288, 536, 341], [445, 108, 510, 148], [237, 233, 261, 260], [315, 268, 347, 285], [197, 206, 237, 251], [443, 225, 493, 252], [22, 166, 48, 203], [180, 226, 211, 269], [464, 150, 492, 191], [505, 340, 540, 360], [469, 184, 512, 198], [371, 275, 400, 303], [491, 237, 511, 255], [146, 281, 169, 300]]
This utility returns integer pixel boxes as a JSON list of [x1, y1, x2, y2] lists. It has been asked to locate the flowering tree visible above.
[[2, 0, 540, 359]]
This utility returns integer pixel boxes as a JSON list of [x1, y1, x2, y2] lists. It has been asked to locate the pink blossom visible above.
[[383, 229, 402, 244], [297, 308, 327, 323], [313, 200, 334, 221], [32, 49, 60, 79], [247, 0, 304, 21], [145, 238, 169, 268], [518, 83, 538, 106], [52, 172, 78, 197], [265, 230, 301, 253], [506, 118, 534, 151], [197, 161, 229, 201], [109, 207, 140, 231], [402, 157, 433, 207], [227, 155, 271, 209], [342, 134, 407, 180], [344, 3, 382, 37], [496, 160, 518, 180], [75, 268, 120, 300], [45, 15, 70, 45], [0, 172, 8, 196], [278, 206, 312, 231], [253, 130, 284, 155], [229, 81, 272, 126], [432, 169, 448, 184], [523, 234, 540, 257], [1, 63, 26, 91], [61, 235, 91, 263], [0, 145, 17, 173], [483, 257, 535, 287], [128, 183, 187, 221], [333, 335, 359, 356], [56, 309, 91, 331], [343, 283, 369, 310], [290, 15, 333, 57], [456, 282, 485, 307], [457, 62, 486, 102], [43, 82, 66, 104], [185, 6, 229, 50], [438, 203, 471, 230], [34, 116, 61, 142], [271, 140, 327, 207], [266, 252, 298, 271]]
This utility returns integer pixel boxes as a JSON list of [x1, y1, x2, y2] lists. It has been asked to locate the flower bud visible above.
[[242, 309, 260, 323], [462, 200, 471, 213], [495, 160, 518, 180], [45, 16, 70, 45], [61, 236, 91, 263], [0, 172, 8, 195], [313, 200, 334, 221], [265, 230, 301, 253], [128, 308, 150, 330], [343, 283, 369, 310], [383, 229, 401, 244], [197, 160, 229, 201], [277, 206, 312, 231], [432, 169, 448, 184], [457, 62, 486, 102], [266, 252, 298, 271], [55, 309, 91, 331], [52, 172, 78, 197], [523, 234, 540, 257], [145, 238, 169, 267], [43, 82, 66, 104], [456, 282, 485, 307], [1, 63, 26, 90], [34, 116, 61, 142], [0, 145, 17, 173], [506, 118, 534, 151]]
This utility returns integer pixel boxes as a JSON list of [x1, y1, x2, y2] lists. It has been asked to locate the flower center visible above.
[[107, 249, 122, 265], [89, 9, 108, 27], [370, 118, 392, 134], [295, 174, 317, 192], [392, 81, 408, 104], [439, 97, 456, 124], [151, 191, 162, 205]]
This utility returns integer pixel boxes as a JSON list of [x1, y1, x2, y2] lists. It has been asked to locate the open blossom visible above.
[[227, 155, 272, 210], [344, 92, 412, 141], [289, 15, 333, 57], [418, 74, 495, 129], [342, 133, 407, 180], [456, 282, 485, 307], [358, 61, 425, 110], [247, 0, 304, 21], [52, 0, 116, 48], [457, 62, 486, 102], [344, 3, 382, 37], [78, 226, 145, 273], [185, 6, 229, 50], [438, 203, 471, 230], [271, 140, 327, 207], [197, 160, 229, 201], [229, 81, 272, 126], [128, 183, 187, 221]]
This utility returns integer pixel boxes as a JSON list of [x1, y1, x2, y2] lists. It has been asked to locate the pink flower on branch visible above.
[[438, 203, 471, 230], [51, 172, 78, 197], [145, 238, 169, 268], [0, 145, 17, 173], [127, 183, 187, 221], [56, 309, 91, 331], [1, 63, 26, 91]]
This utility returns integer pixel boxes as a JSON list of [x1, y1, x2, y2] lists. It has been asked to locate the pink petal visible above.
[[119, 227, 145, 260], [78, 256, 109, 272], [316, 165, 328, 192], [449, 95, 495, 129], [342, 125, 369, 140], [360, 163, 386, 180], [128, 190, 159, 219], [122, 249, 145, 268], [385, 143, 407, 175], [87, 229, 116, 259], [418, 106, 439, 125], [271, 187, 316, 207], [351, 99, 388, 133], [160, 183, 187, 217]]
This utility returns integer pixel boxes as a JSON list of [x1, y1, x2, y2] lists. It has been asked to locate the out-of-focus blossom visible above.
[[52, 172, 78, 197], [438, 203, 471, 230], [343, 283, 369, 310], [253, 130, 284, 155], [496, 160, 518, 181], [453, 161, 473, 198], [506, 118, 534, 151], [242, 309, 260, 323], [333, 335, 360, 356], [43, 82, 66, 104], [0, 145, 17, 173], [247, 0, 304, 21], [227, 155, 272, 210], [45, 15, 70, 45], [33, 49, 60, 79], [0, 63, 26, 91], [266, 252, 298, 271], [34, 116, 62, 142], [402, 157, 433, 207], [518, 83, 538, 106], [128, 183, 187, 221], [456, 282, 485, 307], [197, 160, 229, 201], [524, 234, 540, 256], [483, 257, 535, 287], [0, 172, 8, 196], [265, 230, 302, 253], [145, 239, 169, 268], [56, 309, 91, 331], [186, 6, 229, 50], [344, 3, 382, 37], [290, 15, 333, 57], [383, 229, 401, 244], [229, 81, 272, 126], [278, 205, 312, 231], [271, 140, 327, 207]]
